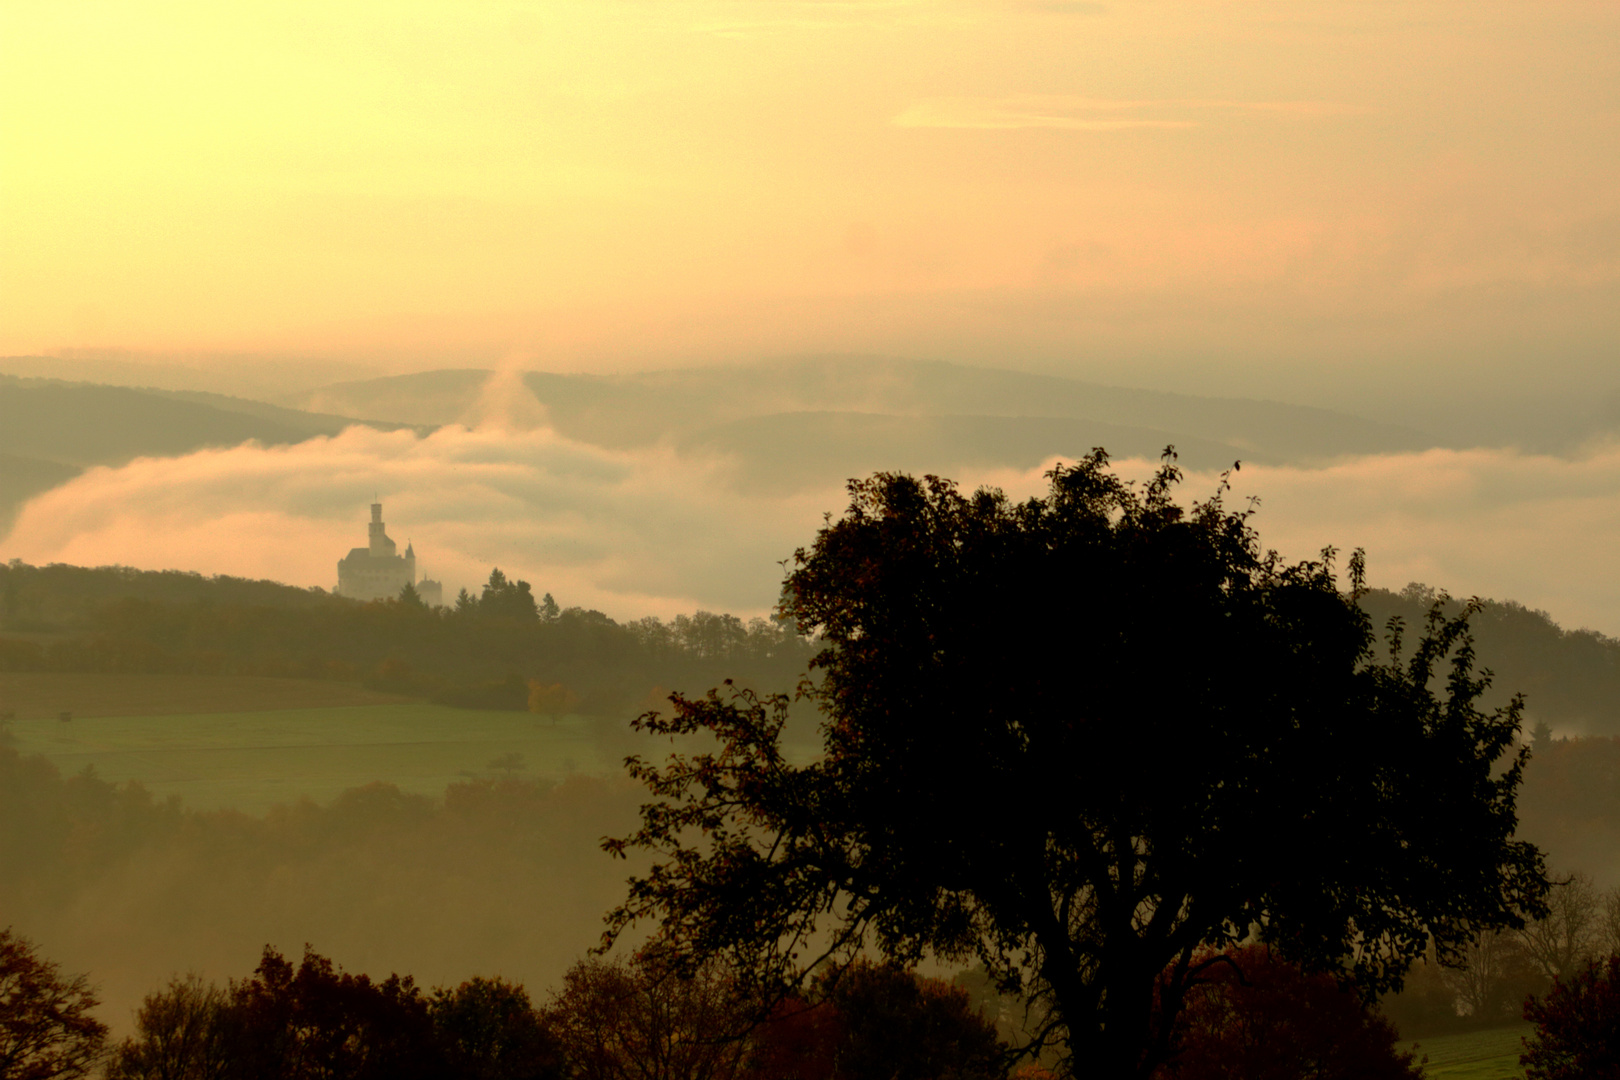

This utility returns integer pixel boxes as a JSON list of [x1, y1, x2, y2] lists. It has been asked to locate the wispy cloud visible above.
[[893, 95, 1367, 130]]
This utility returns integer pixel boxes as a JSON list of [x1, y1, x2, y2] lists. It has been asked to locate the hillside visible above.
[[1358, 585, 1620, 736], [286, 357, 1436, 481], [0, 560, 815, 719], [0, 374, 420, 529]]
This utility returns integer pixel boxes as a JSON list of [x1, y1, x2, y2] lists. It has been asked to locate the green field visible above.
[[1408, 1025, 1531, 1079], [6, 703, 612, 813]]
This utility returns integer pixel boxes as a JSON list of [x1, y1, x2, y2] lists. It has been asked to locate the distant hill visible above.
[[1359, 585, 1620, 736], [0, 375, 421, 529], [286, 356, 1435, 486]]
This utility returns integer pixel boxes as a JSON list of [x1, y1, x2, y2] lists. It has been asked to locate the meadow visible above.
[[1407, 1026, 1531, 1079], [0, 671, 411, 718], [4, 693, 610, 813]]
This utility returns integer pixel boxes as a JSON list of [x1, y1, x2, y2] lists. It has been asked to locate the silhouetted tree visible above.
[[1519, 872, 1603, 982], [226, 946, 441, 1080], [0, 927, 107, 1080], [1155, 946, 1421, 1080], [1521, 954, 1620, 1079], [104, 975, 233, 1080], [1440, 929, 1543, 1026], [603, 453, 1549, 1080], [811, 961, 1004, 1080], [430, 977, 562, 1080], [546, 953, 753, 1080], [478, 571, 539, 623]]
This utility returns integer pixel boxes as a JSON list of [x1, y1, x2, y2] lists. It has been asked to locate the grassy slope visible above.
[[6, 703, 609, 813], [1408, 1026, 1530, 1079], [0, 672, 410, 719]]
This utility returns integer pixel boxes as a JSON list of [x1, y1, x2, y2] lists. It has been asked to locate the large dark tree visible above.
[[603, 452, 1550, 1079]]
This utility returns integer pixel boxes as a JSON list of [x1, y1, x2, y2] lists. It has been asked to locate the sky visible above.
[[4, 0, 1620, 631], [4, 1, 1617, 402]]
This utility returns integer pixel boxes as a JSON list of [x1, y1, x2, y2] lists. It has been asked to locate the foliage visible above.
[[1360, 584, 1620, 736], [0, 560, 813, 717], [225, 946, 440, 1080], [106, 955, 567, 1080], [1521, 955, 1620, 1079], [469, 570, 540, 623], [603, 455, 1548, 1080], [0, 927, 108, 1080], [544, 954, 753, 1080], [430, 977, 562, 1080], [808, 961, 1004, 1080], [1155, 946, 1421, 1080], [105, 975, 234, 1080]]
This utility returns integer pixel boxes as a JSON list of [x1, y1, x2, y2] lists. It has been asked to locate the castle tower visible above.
[[368, 502, 397, 558]]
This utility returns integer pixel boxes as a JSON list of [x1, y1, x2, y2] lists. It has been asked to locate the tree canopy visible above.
[[603, 452, 1549, 1079], [0, 927, 107, 1080]]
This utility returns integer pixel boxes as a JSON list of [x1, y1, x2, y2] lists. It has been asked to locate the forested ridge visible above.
[[0, 561, 813, 716], [5, 559, 1619, 734]]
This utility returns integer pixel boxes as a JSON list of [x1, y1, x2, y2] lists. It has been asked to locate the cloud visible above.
[[892, 95, 1367, 130], [7, 412, 1620, 638], [971, 445, 1620, 637], [0, 424, 845, 619]]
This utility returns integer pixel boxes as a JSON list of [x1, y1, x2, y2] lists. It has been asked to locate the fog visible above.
[[8, 394, 1620, 635], [4, 0, 1620, 1049]]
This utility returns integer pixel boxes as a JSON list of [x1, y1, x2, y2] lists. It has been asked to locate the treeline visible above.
[[92, 948, 1007, 1080], [0, 561, 815, 715], [5, 923, 1427, 1080]]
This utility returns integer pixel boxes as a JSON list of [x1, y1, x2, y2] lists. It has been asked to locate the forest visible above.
[[6, 560, 1620, 735], [0, 561, 814, 716]]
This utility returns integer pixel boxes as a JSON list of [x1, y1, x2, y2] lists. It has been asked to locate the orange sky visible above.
[[5, 0, 1617, 389]]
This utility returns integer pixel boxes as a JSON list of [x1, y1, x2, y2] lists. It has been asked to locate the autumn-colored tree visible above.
[[526, 682, 579, 719], [545, 954, 752, 1080], [748, 963, 1006, 1080], [104, 975, 234, 1080], [1521, 955, 1620, 1080], [0, 927, 107, 1080], [745, 997, 840, 1080], [1156, 946, 1421, 1080]]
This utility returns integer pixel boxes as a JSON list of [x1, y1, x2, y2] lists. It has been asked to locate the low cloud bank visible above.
[[5, 428, 1620, 636], [0, 424, 841, 619], [981, 446, 1620, 637]]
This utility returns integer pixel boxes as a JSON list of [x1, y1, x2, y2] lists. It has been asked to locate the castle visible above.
[[336, 502, 444, 606]]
